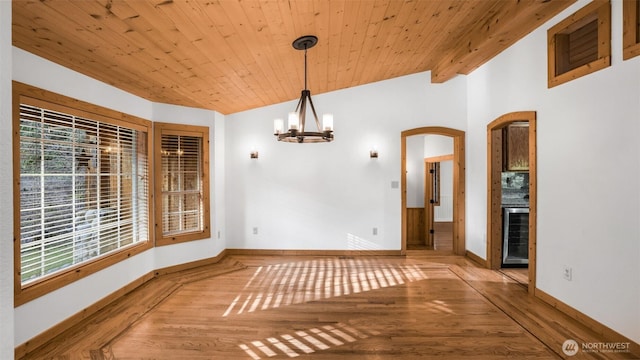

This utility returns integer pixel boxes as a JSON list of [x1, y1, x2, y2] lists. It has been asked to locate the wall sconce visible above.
[[250, 150, 259, 159], [370, 149, 379, 158]]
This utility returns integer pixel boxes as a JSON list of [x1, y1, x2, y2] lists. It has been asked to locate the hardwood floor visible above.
[[20, 254, 638, 359], [433, 222, 453, 251], [407, 222, 453, 251], [500, 268, 529, 287]]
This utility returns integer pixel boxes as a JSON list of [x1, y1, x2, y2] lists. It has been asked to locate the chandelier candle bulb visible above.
[[288, 112, 299, 130], [322, 114, 334, 131], [274, 119, 284, 135]]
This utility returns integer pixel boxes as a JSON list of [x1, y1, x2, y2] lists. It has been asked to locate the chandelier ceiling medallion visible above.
[[274, 35, 334, 143]]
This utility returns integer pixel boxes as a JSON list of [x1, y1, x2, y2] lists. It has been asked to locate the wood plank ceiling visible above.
[[12, 0, 575, 115]]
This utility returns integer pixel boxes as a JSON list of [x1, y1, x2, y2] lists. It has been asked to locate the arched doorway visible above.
[[401, 127, 465, 255], [487, 111, 537, 294]]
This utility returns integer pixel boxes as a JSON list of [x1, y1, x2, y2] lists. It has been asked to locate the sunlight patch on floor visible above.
[[239, 322, 379, 359], [223, 258, 428, 317]]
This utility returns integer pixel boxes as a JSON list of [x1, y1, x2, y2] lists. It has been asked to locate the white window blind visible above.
[[19, 103, 149, 285], [161, 134, 203, 236]]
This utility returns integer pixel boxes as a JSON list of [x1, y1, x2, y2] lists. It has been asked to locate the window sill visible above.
[[16, 240, 152, 306]]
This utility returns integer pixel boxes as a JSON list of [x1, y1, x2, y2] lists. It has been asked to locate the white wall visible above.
[[225, 73, 467, 251], [423, 134, 453, 158], [466, 0, 640, 343], [10, 48, 225, 347], [0, 2, 14, 359], [406, 136, 425, 208]]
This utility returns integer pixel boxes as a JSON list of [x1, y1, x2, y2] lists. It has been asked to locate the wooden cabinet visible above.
[[503, 123, 529, 171]]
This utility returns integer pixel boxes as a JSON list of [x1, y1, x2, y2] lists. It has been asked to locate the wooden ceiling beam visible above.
[[431, 0, 576, 84], [431, 0, 518, 83]]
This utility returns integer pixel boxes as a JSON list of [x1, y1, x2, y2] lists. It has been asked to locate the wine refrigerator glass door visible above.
[[503, 207, 529, 266]]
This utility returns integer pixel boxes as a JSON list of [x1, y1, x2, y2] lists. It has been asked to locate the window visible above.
[[548, 0, 611, 88], [154, 122, 210, 246], [623, 0, 640, 60], [13, 82, 153, 305]]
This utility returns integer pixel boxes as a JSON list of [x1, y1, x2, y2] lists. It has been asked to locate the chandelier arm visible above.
[[300, 93, 307, 133], [306, 92, 321, 131], [294, 92, 304, 113]]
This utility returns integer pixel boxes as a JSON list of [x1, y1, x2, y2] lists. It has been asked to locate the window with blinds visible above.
[[16, 90, 151, 289], [154, 123, 210, 246], [162, 134, 202, 234]]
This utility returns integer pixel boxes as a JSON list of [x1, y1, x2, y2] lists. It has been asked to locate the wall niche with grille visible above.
[[623, 0, 640, 60], [548, 0, 611, 88]]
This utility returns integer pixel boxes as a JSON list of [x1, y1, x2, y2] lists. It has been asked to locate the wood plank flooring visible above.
[[500, 268, 529, 287], [20, 254, 638, 359], [433, 222, 453, 251]]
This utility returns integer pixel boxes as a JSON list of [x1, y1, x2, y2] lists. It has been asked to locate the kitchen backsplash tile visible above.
[[502, 172, 529, 206]]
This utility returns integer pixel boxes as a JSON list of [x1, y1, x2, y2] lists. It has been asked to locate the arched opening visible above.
[[401, 127, 465, 255], [487, 111, 537, 294]]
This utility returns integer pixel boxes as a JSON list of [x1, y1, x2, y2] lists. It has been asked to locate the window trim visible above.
[[623, 0, 640, 60], [547, 0, 611, 88], [153, 122, 211, 246], [12, 81, 154, 306]]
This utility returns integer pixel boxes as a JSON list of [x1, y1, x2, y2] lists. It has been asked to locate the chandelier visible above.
[[274, 35, 334, 143]]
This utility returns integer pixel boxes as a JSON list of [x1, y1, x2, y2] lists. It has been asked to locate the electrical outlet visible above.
[[373, 227, 378, 235], [217, 231, 221, 239], [563, 266, 572, 281], [252, 227, 258, 235]]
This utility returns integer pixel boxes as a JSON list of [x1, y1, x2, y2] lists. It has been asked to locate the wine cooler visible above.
[[502, 207, 529, 266]]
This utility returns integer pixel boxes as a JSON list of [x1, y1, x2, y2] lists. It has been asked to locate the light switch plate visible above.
[[563, 266, 572, 281]]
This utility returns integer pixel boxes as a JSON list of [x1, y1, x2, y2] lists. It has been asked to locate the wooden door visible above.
[[424, 161, 439, 248]]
